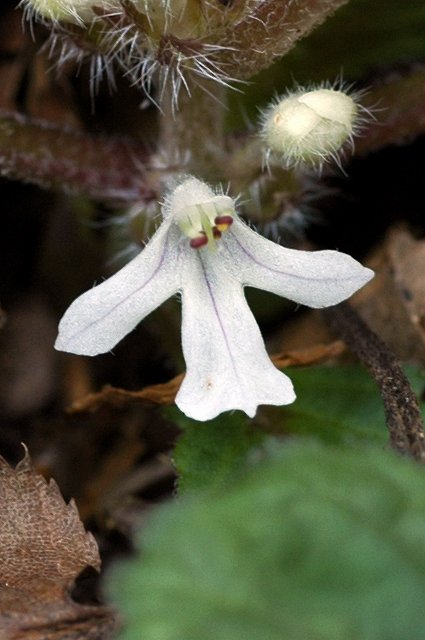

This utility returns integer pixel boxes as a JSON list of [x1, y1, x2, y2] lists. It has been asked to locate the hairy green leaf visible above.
[[171, 366, 425, 493], [109, 441, 425, 640], [275, 365, 388, 445], [170, 409, 266, 493]]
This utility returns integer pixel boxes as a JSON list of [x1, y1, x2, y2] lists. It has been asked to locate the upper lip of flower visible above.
[[55, 178, 373, 422]]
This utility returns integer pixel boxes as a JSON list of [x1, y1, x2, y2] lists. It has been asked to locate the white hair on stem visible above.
[[22, 0, 242, 109]]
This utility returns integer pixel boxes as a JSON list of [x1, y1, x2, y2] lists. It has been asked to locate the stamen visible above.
[[190, 234, 208, 249], [199, 208, 215, 246], [170, 180, 235, 249], [214, 215, 234, 232]]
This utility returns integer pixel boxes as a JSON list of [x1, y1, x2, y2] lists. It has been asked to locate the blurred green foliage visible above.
[[171, 366, 425, 493], [109, 440, 425, 640], [273, 365, 425, 446]]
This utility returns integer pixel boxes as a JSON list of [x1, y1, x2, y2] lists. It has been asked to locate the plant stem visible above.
[[325, 303, 425, 462], [0, 110, 153, 203], [215, 0, 350, 80], [159, 79, 226, 180]]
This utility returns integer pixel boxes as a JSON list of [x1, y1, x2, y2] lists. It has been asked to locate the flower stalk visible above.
[[325, 303, 425, 462], [158, 78, 226, 179]]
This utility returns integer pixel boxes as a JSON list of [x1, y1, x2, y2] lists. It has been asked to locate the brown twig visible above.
[[0, 109, 154, 203], [325, 303, 425, 462]]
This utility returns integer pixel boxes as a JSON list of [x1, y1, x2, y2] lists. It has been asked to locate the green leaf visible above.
[[272, 365, 388, 446], [170, 366, 425, 492], [169, 408, 266, 493], [108, 441, 425, 640], [276, 365, 425, 446]]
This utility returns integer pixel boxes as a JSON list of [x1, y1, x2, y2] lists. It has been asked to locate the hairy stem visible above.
[[159, 79, 226, 180], [0, 110, 153, 202], [325, 303, 425, 463], [214, 0, 350, 80]]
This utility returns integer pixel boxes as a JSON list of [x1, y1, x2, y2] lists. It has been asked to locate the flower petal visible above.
[[55, 222, 182, 355], [226, 219, 373, 308], [176, 249, 296, 421]]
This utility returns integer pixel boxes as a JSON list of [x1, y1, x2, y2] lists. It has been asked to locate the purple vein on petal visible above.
[[229, 229, 357, 283], [64, 229, 172, 345], [198, 254, 240, 384]]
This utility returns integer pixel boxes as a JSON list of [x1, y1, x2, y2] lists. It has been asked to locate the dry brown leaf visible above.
[[355, 66, 425, 157], [355, 228, 425, 365], [67, 342, 345, 415], [270, 340, 346, 368], [0, 449, 116, 640], [67, 374, 185, 414]]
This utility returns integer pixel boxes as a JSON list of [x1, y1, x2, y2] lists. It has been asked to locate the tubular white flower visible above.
[[260, 87, 359, 168], [55, 177, 373, 421]]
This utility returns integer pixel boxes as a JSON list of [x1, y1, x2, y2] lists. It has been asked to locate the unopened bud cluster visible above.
[[22, 0, 246, 30], [260, 87, 360, 169], [20, 0, 246, 102], [21, 0, 98, 24]]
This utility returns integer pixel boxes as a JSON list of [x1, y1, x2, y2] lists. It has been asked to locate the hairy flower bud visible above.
[[136, 0, 205, 39], [260, 87, 359, 168], [22, 0, 247, 105], [21, 0, 97, 24], [133, 0, 249, 38]]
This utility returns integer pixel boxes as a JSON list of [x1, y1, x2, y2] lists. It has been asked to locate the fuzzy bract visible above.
[[55, 177, 373, 421]]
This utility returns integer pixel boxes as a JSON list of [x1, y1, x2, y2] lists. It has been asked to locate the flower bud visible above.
[[260, 87, 359, 168], [128, 0, 205, 40], [21, 0, 98, 24], [132, 0, 246, 39]]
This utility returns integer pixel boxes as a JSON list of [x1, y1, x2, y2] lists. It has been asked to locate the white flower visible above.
[[55, 177, 373, 422]]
